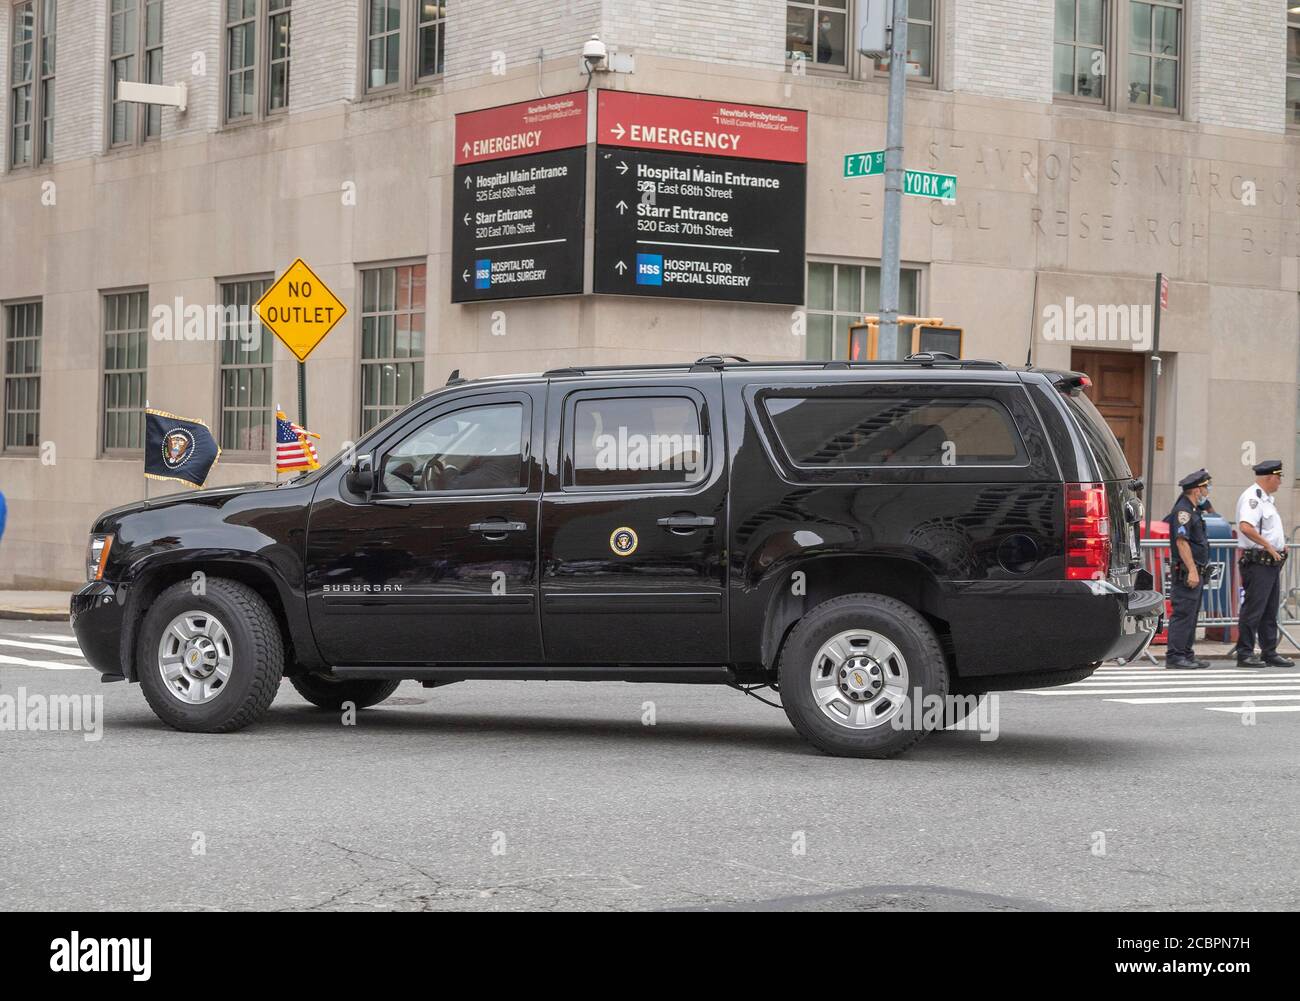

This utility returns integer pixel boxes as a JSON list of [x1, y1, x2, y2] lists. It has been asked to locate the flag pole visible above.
[[143, 398, 151, 503]]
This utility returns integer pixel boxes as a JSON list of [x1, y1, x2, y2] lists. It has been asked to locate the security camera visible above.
[[582, 34, 608, 73]]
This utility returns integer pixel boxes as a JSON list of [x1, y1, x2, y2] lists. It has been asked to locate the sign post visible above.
[[255, 258, 348, 430], [879, 0, 910, 350], [1143, 271, 1166, 535]]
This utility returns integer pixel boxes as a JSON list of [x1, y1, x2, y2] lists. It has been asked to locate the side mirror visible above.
[[345, 455, 375, 496]]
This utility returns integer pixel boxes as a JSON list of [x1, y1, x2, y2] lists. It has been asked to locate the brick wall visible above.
[[445, 0, 603, 81], [949, 0, 1053, 104], [601, 0, 785, 69], [1188, 0, 1285, 133]]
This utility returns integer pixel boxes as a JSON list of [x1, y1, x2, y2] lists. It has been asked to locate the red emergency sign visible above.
[[596, 91, 807, 164], [454, 91, 589, 166]]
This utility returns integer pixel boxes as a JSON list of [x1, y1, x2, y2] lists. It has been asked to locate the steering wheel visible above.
[[417, 458, 459, 491]]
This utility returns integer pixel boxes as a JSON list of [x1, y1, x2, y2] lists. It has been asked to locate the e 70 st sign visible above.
[[844, 149, 957, 201]]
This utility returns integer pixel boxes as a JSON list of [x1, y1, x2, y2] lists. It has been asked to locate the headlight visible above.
[[86, 534, 114, 581]]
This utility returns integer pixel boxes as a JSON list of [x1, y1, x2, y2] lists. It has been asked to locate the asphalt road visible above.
[[1, 617, 1297, 912]]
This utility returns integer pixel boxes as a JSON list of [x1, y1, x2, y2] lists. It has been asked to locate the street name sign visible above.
[[255, 259, 347, 363], [452, 92, 588, 303], [843, 150, 885, 178], [593, 91, 807, 305], [903, 169, 956, 200]]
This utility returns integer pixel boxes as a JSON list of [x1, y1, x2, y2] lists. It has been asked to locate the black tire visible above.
[[136, 578, 284, 733], [290, 674, 401, 711], [779, 593, 948, 758]]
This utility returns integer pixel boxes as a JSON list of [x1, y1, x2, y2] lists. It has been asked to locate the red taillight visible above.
[[1065, 482, 1111, 580]]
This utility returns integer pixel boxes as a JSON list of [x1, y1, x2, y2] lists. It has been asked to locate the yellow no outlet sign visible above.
[[255, 259, 347, 363]]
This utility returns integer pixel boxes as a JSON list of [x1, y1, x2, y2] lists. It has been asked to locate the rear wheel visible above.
[[137, 578, 284, 733], [779, 593, 948, 758], [290, 673, 400, 711]]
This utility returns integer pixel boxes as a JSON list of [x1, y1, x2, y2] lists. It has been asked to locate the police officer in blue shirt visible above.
[[1164, 469, 1215, 669]]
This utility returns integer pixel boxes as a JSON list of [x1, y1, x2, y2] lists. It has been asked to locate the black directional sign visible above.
[[451, 92, 588, 303], [594, 148, 806, 304], [593, 91, 808, 306], [452, 146, 586, 302]]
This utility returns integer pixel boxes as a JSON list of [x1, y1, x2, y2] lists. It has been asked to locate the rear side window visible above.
[[764, 396, 1027, 467], [571, 396, 706, 488], [1059, 391, 1132, 480]]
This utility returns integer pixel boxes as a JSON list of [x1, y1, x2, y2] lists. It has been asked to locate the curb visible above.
[[0, 607, 69, 622]]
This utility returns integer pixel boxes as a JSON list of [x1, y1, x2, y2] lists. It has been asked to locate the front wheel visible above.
[[290, 674, 400, 711], [137, 578, 284, 733], [779, 593, 948, 758]]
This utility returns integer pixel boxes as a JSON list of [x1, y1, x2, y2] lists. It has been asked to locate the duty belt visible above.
[[1241, 548, 1287, 567]]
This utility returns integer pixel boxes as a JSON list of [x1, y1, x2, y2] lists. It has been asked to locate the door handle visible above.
[[657, 514, 716, 534], [468, 521, 528, 538]]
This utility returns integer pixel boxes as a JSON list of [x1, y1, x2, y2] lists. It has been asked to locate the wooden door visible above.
[[1070, 349, 1146, 477]]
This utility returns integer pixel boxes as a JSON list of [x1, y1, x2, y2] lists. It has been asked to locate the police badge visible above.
[[1177, 511, 1190, 524]]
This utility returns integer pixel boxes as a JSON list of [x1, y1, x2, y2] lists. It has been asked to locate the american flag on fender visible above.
[[275, 410, 321, 473]]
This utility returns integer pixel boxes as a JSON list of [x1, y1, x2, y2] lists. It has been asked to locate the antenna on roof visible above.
[[446, 369, 465, 386]]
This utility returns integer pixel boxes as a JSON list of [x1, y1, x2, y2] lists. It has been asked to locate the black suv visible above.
[[72, 356, 1162, 758]]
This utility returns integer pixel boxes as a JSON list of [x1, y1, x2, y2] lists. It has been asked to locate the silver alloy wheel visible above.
[[157, 611, 234, 706], [809, 628, 910, 730]]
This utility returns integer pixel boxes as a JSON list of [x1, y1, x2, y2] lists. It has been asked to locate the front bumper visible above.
[[70, 581, 128, 677]]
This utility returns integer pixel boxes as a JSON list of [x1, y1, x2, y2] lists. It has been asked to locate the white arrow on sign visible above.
[[463, 212, 471, 226], [462, 270, 470, 283], [462, 142, 471, 157], [617, 161, 629, 175], [610, 123, 626, 140], [615, 261, 628, 274], [616, 200, 628, 214], [464, 175, 472, 189]]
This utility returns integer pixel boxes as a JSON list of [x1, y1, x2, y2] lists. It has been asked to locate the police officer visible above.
[[1233, 460, 1294, 668], [1164, 469, 1215, 669]]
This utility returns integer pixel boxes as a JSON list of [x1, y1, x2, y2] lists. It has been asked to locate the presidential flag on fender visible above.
[[144, 409, 221, 488]]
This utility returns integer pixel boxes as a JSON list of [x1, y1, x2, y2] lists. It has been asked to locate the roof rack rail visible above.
[[541, 357, 1008, 377]]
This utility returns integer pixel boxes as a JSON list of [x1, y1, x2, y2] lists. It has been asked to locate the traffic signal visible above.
[[846, 317, 964, 360]]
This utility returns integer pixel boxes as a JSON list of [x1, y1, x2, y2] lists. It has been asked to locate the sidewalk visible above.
[[0, 590, 76, 621]]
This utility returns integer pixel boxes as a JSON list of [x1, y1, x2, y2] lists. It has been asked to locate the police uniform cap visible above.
[[1252, 459, 1283, 476], [1178, 468, 1211, 490]]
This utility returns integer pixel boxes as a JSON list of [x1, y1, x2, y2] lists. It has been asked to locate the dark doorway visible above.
[[1070, 349, 1146, 477]]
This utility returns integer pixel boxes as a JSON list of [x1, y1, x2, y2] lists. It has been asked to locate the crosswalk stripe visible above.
[[0, 654, 89, 671], [0, 637, 87, 657], [1073, 676, 1300, 684], [1205, 706, 1300, 714], [1092, 671, 1300, 678], [1025, 685, 1300, 696], [1107, 694, 1300, 704], [18, 633, 79, 644]]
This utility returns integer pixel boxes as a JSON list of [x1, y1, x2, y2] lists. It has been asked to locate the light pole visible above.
[[878, 0, 909, 353]]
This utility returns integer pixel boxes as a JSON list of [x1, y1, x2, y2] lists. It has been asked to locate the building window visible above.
[[1288, 4, 1300, 126], [1127, 0, 1181, 109], [268, 0, 291, 112], [10, 1, 55, 166], [360, 263, 426, 433], [415, 1, 446, 80], [224, 0, 290, 122], [786, 0, 848, 70], [109, 0, 163, 146], [219, 278, 273, 453], [3, 301, 41, 450], [805, 261, 919, 360], [1055, 0, 1106, 100], [103, 291, 148, 452], [872, 0, 936, 82], [366, 0, 402, 90]]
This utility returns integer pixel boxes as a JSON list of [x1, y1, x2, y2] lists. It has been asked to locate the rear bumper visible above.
[[70, 581, 128, 677], [945, 580, 1166, 679], [1101, 588, 1164, 664]]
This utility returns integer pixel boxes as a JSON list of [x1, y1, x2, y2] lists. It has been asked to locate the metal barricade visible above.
[[1140, 539, 1300, 630]]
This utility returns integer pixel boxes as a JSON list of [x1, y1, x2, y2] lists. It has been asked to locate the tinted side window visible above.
[[571, 396, 705, 488], [765, 396, 1027, 467], [381, 402, 524, 492], [1059, 391, 1132, 480]]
